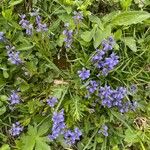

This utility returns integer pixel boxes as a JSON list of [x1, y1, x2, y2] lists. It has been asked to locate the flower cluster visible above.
[[36, 15, 48, 32], [77, 37, 137, 113], [73, 11, 83, 23], [9, 122, 23, 137], [48, 110, 82, 145], [19, 11, 47, 35], [98, 125, 108, 137], [19, 14, 33, 35], [8, 90, 21, 105], [47, 97, 58, 108], [63, 23, 73, 48], [48, 110, 66, 140], [0, 32, 4, 42], [6, 46, 22, 65], [99, 85, 137, 113], [64, 127, 82, 145], [78, 68, 90, 80], [92, 37, 119, 76]]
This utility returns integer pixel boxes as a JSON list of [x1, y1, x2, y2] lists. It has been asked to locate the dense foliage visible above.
[[0, 0, 150, 150]]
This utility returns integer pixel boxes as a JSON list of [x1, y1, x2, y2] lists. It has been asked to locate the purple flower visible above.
[[19, 14, 33, 35], [6, 46, 22, 65], [130, 84, 137, 94], [36, 15, 48, 32], [30, 9, 39, 16], [78, 68, 90, 80], [0, 32, 4, 41], [92, 49, 105, 63], [63, 24, 73, 48], [91, 37, 119, 76], [8, 90, 21, 105], [64, 127, 82, 145], [47, 97, 58, 107], [25, 24, 33, 35], [9, 122, 23, 137], [73, 11, 83, 23], [104, 52, 119, 69], [98, 125, 108, 137], [86, 80, 99, 94], [48, 110, 66, 140]]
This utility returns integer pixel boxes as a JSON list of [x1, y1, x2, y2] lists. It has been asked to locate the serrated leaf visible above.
[[35, 137, 50, 150], [38, 122, 50, 136], [20, 125, 50, 150], [124, 37, 137, 52], [111, 11, 150, 26]]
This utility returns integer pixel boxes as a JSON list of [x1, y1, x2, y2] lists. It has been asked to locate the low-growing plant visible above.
[[0, 0, 150, 150]]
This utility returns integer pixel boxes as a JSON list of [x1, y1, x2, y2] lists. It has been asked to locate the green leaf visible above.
[[93, 26, 111, 48], [81, 30, 94, 42], [49, 19, 61, 32], [20, 125, 50, 150], [3, 71, 9, 79], [110, 11, 150, 26], [2, 9, 13, 21], [37, 122, 50, 136], [35, 137, 50, 150], [16, 43, 35, 51], [0, 144, 10, 150], [0, 95, 8, 102], [112, 145, 119, 150], [124, 129, 139, 143], [20, 81, 30, 92], [123, 37, 137, 52], [9, 0, 23, 7], [0, 106, 6, 116], [120, 0, 132, 10], [114, 29, 122, 40], [69, 95, 85, 121], [88, 15, 103, 29]]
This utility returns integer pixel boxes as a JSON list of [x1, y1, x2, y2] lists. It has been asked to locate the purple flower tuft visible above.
[[9, 122, 23, 137], [0, 32, 4, 42], [63, 24, 73, 48], [36, 15, 48, 32], [48, 110, 66, 141], [98, 125, 108, 137], [8, 90, 21, 105], [19, 14, 33, 35], [6, 46, 22, 65], [73, 11, 83, 23], [47, 97, 58, 108], [64, 127, 82, 145], [86, 80, 99, 94], [78, 68, 90, 80]]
